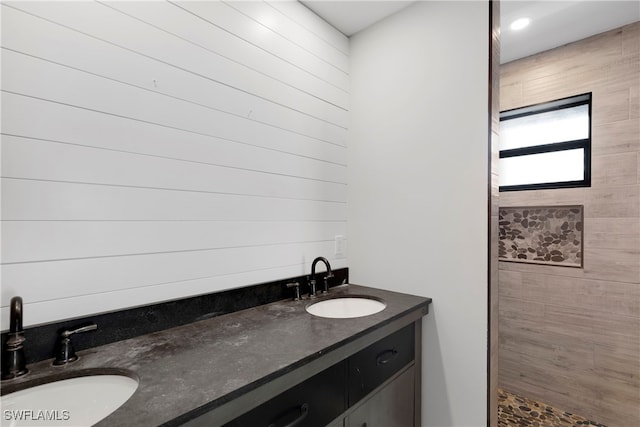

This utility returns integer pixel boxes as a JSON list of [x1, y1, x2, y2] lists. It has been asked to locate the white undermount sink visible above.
[[306, 297, 386, 319], [0, 374, 138, 426]]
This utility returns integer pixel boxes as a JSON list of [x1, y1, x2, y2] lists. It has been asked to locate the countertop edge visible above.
[[2, 284, 432, 427]]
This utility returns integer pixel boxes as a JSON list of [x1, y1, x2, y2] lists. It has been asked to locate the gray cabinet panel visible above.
[[346, 366, 415, 427]]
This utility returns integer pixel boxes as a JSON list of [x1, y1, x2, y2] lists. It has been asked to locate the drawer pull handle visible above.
[[267, 403, 309, 427], [355, 366, 365, 391], [376, 348, 399, 365]]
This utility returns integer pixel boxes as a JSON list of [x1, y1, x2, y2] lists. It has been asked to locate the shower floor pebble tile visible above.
[[498, 389, 607, 427]]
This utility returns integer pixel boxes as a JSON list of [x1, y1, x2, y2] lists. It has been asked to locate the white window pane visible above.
[[500, 104, 589, 151], [499, 149, 585, 187]]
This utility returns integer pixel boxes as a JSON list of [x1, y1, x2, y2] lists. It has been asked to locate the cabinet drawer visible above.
[[223, 360, 346, 427], [348, 323, 414, 406], [346, 365, 415, 427]]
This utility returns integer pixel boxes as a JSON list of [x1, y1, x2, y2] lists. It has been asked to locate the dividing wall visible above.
[[348, 2, 491, 425]]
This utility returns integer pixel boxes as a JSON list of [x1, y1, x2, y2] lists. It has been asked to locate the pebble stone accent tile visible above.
[[499, 205, 583, 267], [498, 389, 607, 427]]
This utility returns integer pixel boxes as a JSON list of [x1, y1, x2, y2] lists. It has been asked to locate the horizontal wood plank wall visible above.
[[0, 1, 349, 329], [499, 22, 640, 427]]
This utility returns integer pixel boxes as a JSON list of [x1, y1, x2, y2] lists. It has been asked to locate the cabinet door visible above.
[[223, 361, 346, 427], [348, 323, 414, 406], [346, 366, 415, 427]]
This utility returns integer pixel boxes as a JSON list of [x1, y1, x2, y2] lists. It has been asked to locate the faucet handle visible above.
[[321, 272, 334, 293], [61, 323, 98, 338], [285, 282, 301, 301], [53, 323, 97, 366]]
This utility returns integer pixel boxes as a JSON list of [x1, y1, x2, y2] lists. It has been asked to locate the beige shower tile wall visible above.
[[499, 22, 640, 427]]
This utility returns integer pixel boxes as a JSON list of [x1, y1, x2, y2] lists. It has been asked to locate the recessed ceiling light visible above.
[[510, 18, 531, 31]]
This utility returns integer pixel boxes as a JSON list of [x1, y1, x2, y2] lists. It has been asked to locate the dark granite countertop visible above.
[[2, 284, 431, 426]]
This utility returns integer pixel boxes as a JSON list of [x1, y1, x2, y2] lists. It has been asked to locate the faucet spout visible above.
[[9, 296, 23, 334], [2, 296, 29, 380], [311, 256, 333, 294]]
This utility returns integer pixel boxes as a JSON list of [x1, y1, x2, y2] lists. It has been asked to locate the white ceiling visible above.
[[300, 1, 415, 36], [301, 0, 640, 63], [501, 1, 640, 63]]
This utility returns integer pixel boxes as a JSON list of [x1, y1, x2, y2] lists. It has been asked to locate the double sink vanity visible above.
[[1, 282, 431, 426]]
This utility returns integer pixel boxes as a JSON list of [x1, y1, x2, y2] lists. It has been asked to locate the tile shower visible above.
[[498, 22, 640, 427]]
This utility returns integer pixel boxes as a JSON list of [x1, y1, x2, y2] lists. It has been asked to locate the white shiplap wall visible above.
[[0, 0, 349, 329]]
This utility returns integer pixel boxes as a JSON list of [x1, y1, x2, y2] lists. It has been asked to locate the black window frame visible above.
[[499, 92, 592, 192]]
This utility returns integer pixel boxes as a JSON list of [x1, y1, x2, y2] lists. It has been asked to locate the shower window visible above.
[[499, 93, 591, 191]]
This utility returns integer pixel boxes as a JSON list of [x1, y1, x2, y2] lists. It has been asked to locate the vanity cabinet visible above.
[[345, 323, 416, 427], [347, 323, 414, 406], [346, 366, 415, 427], [222, 322, 417, 427], [222, 361, 346, 427]]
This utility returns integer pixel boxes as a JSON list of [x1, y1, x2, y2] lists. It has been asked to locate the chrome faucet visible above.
[[310, 256, 334, 295], [2, 296, 29, 380]]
